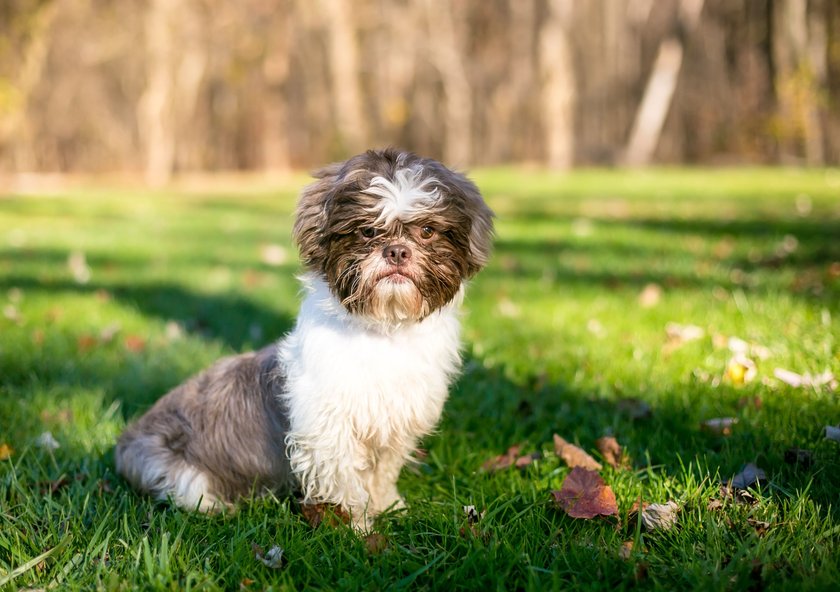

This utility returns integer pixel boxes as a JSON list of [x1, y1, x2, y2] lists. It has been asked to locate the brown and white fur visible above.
[[115, 148, 494, 530]]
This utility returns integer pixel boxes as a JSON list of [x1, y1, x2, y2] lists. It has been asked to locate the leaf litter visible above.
[[551, 467, 618, 519], [553, 434, 602, 471], [595, 436, 626, 469]]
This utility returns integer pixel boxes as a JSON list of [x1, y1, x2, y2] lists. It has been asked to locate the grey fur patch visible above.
[[115, 345, 293, 505]]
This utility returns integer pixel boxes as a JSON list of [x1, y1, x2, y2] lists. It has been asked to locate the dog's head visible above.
[[293, 148, 494, 325]]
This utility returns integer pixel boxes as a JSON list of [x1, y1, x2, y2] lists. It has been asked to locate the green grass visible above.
[[1, 168, 839, 591]]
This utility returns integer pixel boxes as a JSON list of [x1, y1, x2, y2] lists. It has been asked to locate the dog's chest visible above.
[[280, 306, 462, 445]]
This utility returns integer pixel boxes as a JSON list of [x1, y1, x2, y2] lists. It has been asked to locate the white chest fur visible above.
[[276, 275, 463, 507]]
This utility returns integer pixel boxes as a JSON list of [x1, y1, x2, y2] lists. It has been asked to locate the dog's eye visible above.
[[419, 226, 436, 240], [359, 227, 379, 239]]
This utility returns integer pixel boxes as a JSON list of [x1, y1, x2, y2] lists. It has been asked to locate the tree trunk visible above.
[[139, 0, 177, 186], [539, 0, 575, 170], [423, 0, 472, 166], [321, 0, 367, 155], [622, 0, 704, 167]]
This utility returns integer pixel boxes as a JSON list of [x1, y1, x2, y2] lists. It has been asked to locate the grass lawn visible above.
[[1, 168, 839, 591]]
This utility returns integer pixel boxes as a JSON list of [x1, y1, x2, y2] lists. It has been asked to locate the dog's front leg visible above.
[[287, 434, 376, 529], [365, 446, 410, 516]]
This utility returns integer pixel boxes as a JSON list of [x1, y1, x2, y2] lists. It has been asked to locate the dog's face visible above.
[[293, 149, 494, 325]]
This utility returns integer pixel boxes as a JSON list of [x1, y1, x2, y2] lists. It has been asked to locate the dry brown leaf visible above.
[[77, 334, 97, 352], [640, 501, 679, 531], [515, 451, 542, 468], [700, 417, 738, 436], [747, 518, 771, 537], [124, 335, 147, 353], [364, 533, 389, 554], [595, 436, 625, 469], [553, 434, 602, 470], [0, 443, 13, 461], [481, 444, 521, 472], [618, 541, 634, 560], [718, 483, 758, 505], [299, 502, 349, 528], [551, 467, 618, 519], [638, 283, 662, 308]]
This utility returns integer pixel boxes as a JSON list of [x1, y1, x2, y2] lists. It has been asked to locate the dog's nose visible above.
[[382, 244, 412, 266]]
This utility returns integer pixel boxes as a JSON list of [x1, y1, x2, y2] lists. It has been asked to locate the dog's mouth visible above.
[[377, 269, 414, 284]]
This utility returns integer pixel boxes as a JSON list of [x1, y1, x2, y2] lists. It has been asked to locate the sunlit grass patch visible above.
[[1, 168, 839, 590]]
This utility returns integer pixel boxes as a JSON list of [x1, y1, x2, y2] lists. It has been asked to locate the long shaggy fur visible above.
[[115, 148, 494, 530]]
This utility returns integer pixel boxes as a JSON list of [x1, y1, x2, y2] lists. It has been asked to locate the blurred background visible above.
[[1, 0, 838, 184]]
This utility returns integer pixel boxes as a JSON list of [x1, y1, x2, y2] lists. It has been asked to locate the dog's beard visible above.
[[338, 254, 429, 324], [327, 246, 464, 325]]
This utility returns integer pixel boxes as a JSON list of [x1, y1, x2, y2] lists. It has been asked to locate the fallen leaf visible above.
[[68, 251, 91, 284], [99, 323, 121, 343], [665, 322, 704, 344], [726, 354, 757, 385], [364, 533, 388, 554], [553, 435, 602, 470], [35, 431, 60, 450], [618, 541, 634, 560], [299, 502, 349, 528], [616, 398, 652, 420], [76, 334, 97, 352], [253, 543, 285, 569], [497, 298, 521, 318], [784, 447, 813, 467], [240, 578, 256, 589], [124, 335, 147, 353], [595, 436, 625, 469], [0, 443, 13, 460], [730, 463, 767, 490], [3, 304, 22, 323], [707, 498, 724, 511], [747, 518, 771, 537], [638, 283, 662, 308], [463, 505, 485, 524], [482, 444, 522, 472], [551, 467, 618, 519], [259, 244, 288, 267], [775, 368, 836, 390], [165, 321, 184, 341], [700, 417, 738, 436], [718, 483, 758, 505], [825, 426, 840, 443], [515, 451, 542, 468], [640, 501, 679, 531]]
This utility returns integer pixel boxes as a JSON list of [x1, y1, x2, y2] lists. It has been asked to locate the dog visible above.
[[115, 148, 494, 530]]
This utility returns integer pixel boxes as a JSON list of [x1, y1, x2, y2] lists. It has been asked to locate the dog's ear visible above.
[[439, 168, 495, 277], [293, 163, 342, 271]]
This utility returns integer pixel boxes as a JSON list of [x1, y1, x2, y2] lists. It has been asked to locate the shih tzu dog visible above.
[[115, 148, 493, 529]]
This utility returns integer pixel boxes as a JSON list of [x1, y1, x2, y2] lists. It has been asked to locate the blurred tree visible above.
[[0, 0, 838, 175]]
